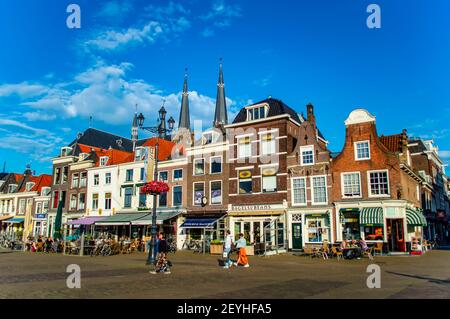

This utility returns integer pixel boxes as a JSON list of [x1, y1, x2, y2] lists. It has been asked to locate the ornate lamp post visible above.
[[137, 105, 175, 265]]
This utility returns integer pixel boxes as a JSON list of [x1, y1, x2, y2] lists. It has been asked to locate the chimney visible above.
[[306, 103, 316, 126]]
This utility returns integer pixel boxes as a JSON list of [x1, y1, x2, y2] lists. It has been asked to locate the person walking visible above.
[[150, 234, 171, 274], [223, 230, 234, 269], [234, 233, 250, 268]]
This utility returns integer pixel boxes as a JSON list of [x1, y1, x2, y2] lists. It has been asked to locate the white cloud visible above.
[[5, 61, 236, 127], [85, 21, 164, 51], [0, 118, 48, 135], [0, 82, 48, 98], [254, 75, 272, 87], [201, 0, 242, 20], [97, 0, 134, 21]]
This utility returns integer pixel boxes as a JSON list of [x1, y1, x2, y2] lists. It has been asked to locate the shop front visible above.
[[287, 209, 333, 250], [3, 217, 25, 240], [405, 208, 427, 254], [32, 213, 48, 237], [227, 204, 287, 255], [179, 215, 225, 251], [0, 215, 13, 234]]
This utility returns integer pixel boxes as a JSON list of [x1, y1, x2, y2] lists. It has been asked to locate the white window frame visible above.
[[25, 182, 35, 192], [260, 132, 276, 156], [367, 169, 390, 197], [354, 140, 371, 161], [210, 155, 223, 174], [300, 145, 315, 166], [310, 175, 328, 205], [78, 193, 86, 210], [105, 172, 112, 185], [210, 180, 223, 205], [341, 172, 362, 199], [172, 185, 183, 206], [246, 104, 269, 121], [237, 137, 252, 158], [173, 168, 183, 181], [93, 174, 99, 186], [193, 158, 205, 176], [158, 170, 169, 182], [261, 165, 278, 193], [100, 156, 109, 166], [104, 193, 112, 210], [69, 194, 77, 210], [71, 173, 79, 189], [192, 182, 205, 206], [92, 193, 99, 210], [238, 169, 253, 194], [291, 177, 307, 206]]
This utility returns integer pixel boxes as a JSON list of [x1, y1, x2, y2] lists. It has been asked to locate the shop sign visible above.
[[231, 204, 281, 211], [36, 214, 47, 219]]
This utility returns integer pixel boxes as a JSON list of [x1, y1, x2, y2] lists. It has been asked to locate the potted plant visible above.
[[210, 240, 223, 255]]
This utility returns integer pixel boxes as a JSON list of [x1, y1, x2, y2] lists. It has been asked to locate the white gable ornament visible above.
[[344, 109, 376, 126]]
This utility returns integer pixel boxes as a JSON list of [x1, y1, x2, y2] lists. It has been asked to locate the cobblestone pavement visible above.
[[0, 248, 449, 299]]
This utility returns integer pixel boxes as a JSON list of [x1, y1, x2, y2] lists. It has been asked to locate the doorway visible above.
[[387, 219, 406, 252], [292, 223, 302, 250]]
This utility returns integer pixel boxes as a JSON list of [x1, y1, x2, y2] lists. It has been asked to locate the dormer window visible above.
[[79, 153, 88, 161], [202, 132, 219, 145], [8, 184, 17, 193], [100, 156, 109, 166], [25, 182, 35, 192], [246, 104, 268, 121], [60, 147, 72, 157], [135, 147, 145, 161], [41, 187, 51, 196]]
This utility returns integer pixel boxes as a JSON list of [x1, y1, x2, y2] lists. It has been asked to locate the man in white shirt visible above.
[[223, 230, 234, 269]]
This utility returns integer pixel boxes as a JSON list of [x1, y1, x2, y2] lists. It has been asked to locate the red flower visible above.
[[140, 181, 169, 195]]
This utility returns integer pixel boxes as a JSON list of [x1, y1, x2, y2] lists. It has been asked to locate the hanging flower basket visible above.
[[140, 181, 169, 195]]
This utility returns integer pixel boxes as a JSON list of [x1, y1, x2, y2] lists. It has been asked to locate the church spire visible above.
[[214, 58, 228, 128], [178, 68, 191, 130]]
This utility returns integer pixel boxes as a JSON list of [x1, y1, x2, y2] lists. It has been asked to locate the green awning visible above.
[[406, 208, 427, 226], [360, 207, 383, 225], [95, 213, 150, 226], [131, 211, 182, 225]]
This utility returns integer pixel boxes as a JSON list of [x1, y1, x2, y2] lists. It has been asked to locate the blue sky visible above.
[[0, 0, 449, 174]]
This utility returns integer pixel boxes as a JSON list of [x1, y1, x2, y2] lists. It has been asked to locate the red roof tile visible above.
[[141, 138, 176, 161], [380, 134, 403, 153], [18, 174, 52, 193]]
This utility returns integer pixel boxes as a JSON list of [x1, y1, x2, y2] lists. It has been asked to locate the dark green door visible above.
[[292, 223, 302, 249]]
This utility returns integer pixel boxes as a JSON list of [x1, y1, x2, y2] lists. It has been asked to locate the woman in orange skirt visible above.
[[234, 233, 250, 268]]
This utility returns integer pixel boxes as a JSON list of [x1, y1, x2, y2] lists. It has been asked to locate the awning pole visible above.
[[203, 228, 206, 254], [80, 226, 85, 257]]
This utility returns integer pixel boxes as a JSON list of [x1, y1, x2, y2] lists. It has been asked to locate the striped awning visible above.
[[406, 208, 427, 226], [360, 207, 383, 225]]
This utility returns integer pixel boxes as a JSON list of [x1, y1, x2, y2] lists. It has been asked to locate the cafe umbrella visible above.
[[53, 198, 63, 240]]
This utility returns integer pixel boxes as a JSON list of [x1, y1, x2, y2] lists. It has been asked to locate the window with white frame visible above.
[[135, 147, 144, 161], [159, 171, 168, 181], [247, 105, 267, 121], [25, 182, 35, 191], [105, 172, 111, 185], [173, 169, 183, 181], [173, 186, 182, 206], [140, 168, 145, 181], [193, 183, 205, 206], [80, 173, 87, 187], [8, 184, 17, 193], [368, 170, 389, 196], [104, 193, 112, 210], [238, 137, 252, 158], [311, 176, 327, 204], [92, 193, 99, 210], [125, 169, 133, 182], [193, 159, 205, 175], [342, 172, 361, 198], [210, 156, 222, 174], [210, 181, 222, 204], [36, 202, 42, 214], [70, 194, 77, 209], [100, 156, 109, 166], [238, 170, 252, 194], [261, 133, 276, 156], [93, 174, 99, 186], [300, 145, 314, 165], [291, 177, 307, 205], [71, 173, 79, 188], [262, 166, 277, 193], [355, 141, 370, 160], [78, 193, 85, 210]]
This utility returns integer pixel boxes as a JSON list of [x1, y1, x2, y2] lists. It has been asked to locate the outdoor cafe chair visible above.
[[372, 242, 383, 256], [331, 246, 343, 260]]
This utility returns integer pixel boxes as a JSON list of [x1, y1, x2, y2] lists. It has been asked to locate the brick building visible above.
[[331, 109, 425, 253], [286, 103, 333, 250]]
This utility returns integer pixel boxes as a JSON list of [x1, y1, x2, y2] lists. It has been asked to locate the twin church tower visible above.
[[131, 60, 229, 147]]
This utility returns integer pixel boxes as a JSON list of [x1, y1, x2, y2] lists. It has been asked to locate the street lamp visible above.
[[137, 105, 175, 266]]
